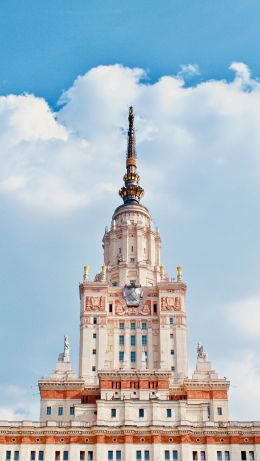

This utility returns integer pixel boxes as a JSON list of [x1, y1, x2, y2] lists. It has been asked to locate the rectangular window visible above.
[[93, 333, 96, 339], [119, 335, 124, 345], [111, 408, 116, 417], [46, 406, 51, 415], [217, 407, 223, 415], [153, 303, 157, 313], [131, 322, 136, 330], [131, 335, 136, 346], [200, 452, 206, 461], [217, 452, 222, 461], [58, 406, 63, 416], [144, 451, 149, 460], [192, 452, 198, 461], [88, 452, 93, 461], [92, 366, 96, 371], [136, 451, 142, 460], [131, 245, 134, 252], [69, 406, 74, 416], [130, 258, 135, 263], [31, 452, 36, 461], [249, 452, 255, 461], [170, 334, 174, 339], [92, 349, 96, 355], [119, 351, 124, 362], [116, 451, 121, 460], [93, 317, 97, 324], [224, 452, 230, 461], [173, 451, 178, 460], [131, 351, 136, 362], [63, 452, 69, 461], [171, 366, 175, 371], [142, 335, 147, 346], [171, 349, 175, 355], [38, 451, 44, 461], [141, 322, 147, 330], [165, 451, 170, 460], [119, 322, 124, 330], [108, 451, 113, 460], [55, 452, 60, 461], [241, 452, 247, 461], [166, 408, 172, 417], [139, 408, 144, 417], [170, 317, 174, 325], [80, 452, 85, 461], [109, 303, 113, 312], [6, 452, 11, 461], [14, 452, 19, 461]]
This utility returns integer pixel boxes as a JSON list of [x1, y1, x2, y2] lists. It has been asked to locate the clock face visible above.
[[123, 286, 143, 307]]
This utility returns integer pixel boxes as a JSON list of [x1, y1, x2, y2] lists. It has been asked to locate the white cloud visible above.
[[227, 295, 260, 339], [0, 63, 260, 212], [217, 351, 260, 420], [0, 385, 39, 421]]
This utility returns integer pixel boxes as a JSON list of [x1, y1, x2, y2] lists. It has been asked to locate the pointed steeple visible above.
[[119, 107, 144, 205]]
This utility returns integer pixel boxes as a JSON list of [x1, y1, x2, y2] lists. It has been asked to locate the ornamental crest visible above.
[[85, 296, 105, 311], [123, 284, 143, 307], [161, 296, 181, 311]]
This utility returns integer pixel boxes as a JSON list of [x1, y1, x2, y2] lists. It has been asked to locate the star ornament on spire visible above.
[[119, 107, 144, 205]]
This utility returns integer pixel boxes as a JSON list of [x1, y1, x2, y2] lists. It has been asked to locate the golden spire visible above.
[[177, 265, 182, 282], [119, 107, 144, 205]]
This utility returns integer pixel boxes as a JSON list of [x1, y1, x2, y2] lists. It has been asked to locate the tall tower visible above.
[[79, 107, 189, 386]]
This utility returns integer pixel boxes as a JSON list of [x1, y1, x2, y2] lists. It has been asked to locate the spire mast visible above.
[[119, 107, 144, 205]]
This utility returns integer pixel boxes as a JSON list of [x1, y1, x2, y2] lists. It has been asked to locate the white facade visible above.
[[0, 107, 259, 461]]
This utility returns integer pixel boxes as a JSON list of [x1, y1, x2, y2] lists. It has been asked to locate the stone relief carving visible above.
[[139, 300, 151, 316], [197, 342, 208, 361], [161, 296, 181, 311], [85, 296, 105, 311]]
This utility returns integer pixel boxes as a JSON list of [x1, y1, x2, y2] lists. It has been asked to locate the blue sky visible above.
[[0, 1, 260, 420]]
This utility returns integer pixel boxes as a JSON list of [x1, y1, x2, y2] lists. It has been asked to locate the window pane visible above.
[[119, 351, 124, 361], [116, 451, 121, 460], [136, 451, 142, 460], [88, 452, 93, 461], [200, 452, 206, 461], [14, 452, 19, 461], [217, 452, 222, 461], [63, 451, 69, 461], [224, 452, 230, 461], [70, 406, 74, 416], [165, 451, 170, 460], [139, 408, 144, 417], [108, 451, 113, 460], [31, 452, 36, 461], [192, 452, 198, 461], [119, 335, 124, 345], [46, 406, 51, 415], [241, 452, 247, 461], [167, 409, 172, 417], [249, 453, 255, 461], [80, 452, 85, 461], [131, 323, 136, 329], [58, 406, 63, 416], [131, 335, 136, 346], [39, 452, 44, 461], [6, 452, 11, 461], [55, 452, 60, 461], [173, 451, 178, 460], [131, 351, 136, 362], [144, 451, 150, 460], [142, 335, 147, 346]]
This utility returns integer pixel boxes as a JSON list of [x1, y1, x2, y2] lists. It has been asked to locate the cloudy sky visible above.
[[0, 1, 260, 421]]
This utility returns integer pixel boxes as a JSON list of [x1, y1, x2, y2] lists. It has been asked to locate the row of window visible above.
[[92, 318, 175, 327], [3, 449, 255, 461], [46, 406, 74, 416], [119, 335, 149, 346], [111, 408, 174, 418]]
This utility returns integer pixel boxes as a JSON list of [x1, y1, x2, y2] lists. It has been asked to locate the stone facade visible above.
[[0, 107, 259, 461]]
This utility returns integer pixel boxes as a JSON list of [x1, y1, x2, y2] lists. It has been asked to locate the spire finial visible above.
[[119, 106, 144, 205]]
